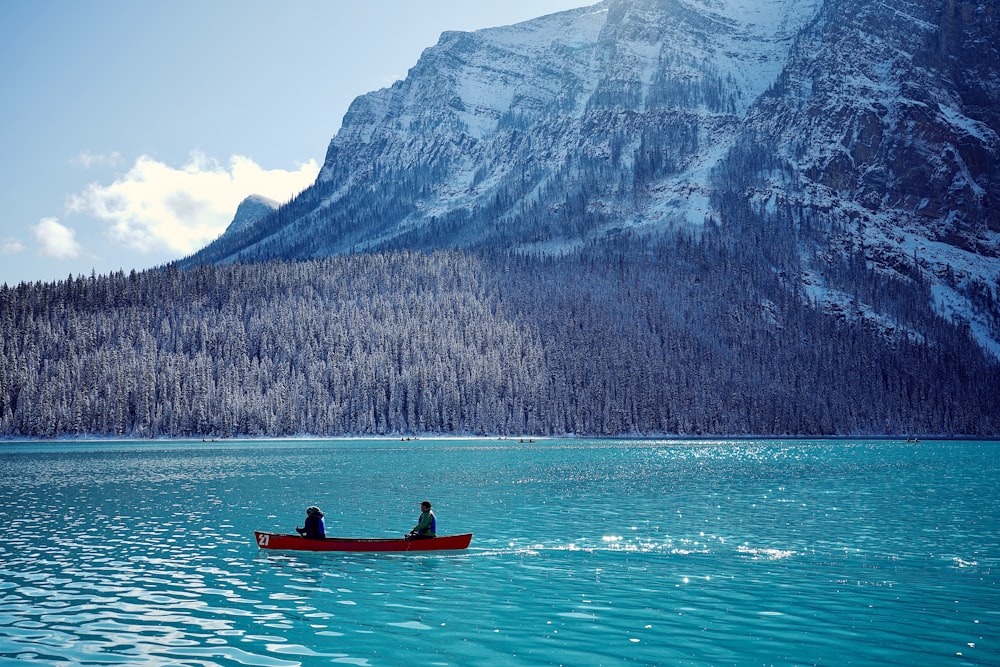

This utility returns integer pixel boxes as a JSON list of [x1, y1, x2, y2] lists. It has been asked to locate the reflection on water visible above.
[[0, 439, 997, 665]]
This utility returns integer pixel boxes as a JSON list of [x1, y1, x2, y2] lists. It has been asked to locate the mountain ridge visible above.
[[193, 0, 824, 258], [188, 0, 999, 357]]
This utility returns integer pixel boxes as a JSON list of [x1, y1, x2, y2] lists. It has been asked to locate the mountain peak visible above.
[[188, 0, 822, 262], [225, 194, 279, 235], [179, 0, 999, 358]]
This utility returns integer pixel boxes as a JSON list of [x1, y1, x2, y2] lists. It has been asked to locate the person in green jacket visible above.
[[407, 500, 436, 540]]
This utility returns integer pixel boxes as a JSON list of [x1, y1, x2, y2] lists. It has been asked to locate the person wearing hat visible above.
[[406, 500, 436, 540], [296, 506, 326, 539]]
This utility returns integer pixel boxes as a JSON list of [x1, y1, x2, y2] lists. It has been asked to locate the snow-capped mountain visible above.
[[225, 195, 279, 235], [182, 0, 999, 356]]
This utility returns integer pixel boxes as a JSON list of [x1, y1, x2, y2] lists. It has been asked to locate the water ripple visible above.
[[1, 439, 998, 665]]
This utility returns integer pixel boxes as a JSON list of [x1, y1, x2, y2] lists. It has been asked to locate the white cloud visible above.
[[2, 239, 25, 255], [34, 218, 81, 259], [73, 151, 123, 168], [67, 151, 320, 255]]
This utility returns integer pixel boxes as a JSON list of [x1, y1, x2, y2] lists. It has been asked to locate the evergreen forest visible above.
[[3, 234, 998, 439]]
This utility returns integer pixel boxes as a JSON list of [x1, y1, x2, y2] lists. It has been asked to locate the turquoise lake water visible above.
[[0, 438, 997, 666]]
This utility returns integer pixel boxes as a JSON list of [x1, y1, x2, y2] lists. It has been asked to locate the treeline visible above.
[[2, 239, 998, 438], [1, 253, 544, 437]]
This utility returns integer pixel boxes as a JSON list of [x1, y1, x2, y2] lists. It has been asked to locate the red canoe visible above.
[[254, 531, 472, 552]]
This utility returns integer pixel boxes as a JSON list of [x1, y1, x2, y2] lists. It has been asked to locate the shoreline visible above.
[[2, 433, 998, 447]]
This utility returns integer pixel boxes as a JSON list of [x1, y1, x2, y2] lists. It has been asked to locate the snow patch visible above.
[[802, 270, 926, 345]]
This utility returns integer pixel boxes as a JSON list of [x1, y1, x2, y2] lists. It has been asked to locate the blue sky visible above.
[[0, 0, 588, 287]]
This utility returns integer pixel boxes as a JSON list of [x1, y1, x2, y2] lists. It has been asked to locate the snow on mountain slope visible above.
[[225, 195, 279, 235], [186, 1, 826, 263], [732, 0, 1000, 356], [180, 0, 999, 357], [299, 0, 822, 251], [682, 0, 822, 111]]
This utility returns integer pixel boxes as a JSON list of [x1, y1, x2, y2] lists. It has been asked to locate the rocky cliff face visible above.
[[188, 0, 822, 255], [727, 0, 999, 354], [182, 0, 999, 357], [745, 0, 998, 237]]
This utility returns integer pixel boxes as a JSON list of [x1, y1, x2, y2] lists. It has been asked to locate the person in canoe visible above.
[[296, 506, 326, 539], [406, 500, 436, 540]]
